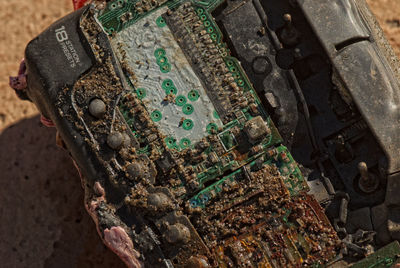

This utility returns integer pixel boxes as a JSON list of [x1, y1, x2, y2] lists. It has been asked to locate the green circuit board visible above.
[[351, 241, 400, 268], [103, 0, 305, 197], [190, 145, 307, 208], [97, 0, 225, 34]]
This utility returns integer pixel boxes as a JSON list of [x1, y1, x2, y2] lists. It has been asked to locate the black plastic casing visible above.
[[24, 6, 101, 183]]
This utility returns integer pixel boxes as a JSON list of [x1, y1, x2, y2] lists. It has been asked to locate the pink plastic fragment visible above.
[[9, 59, 27, 90], [40, 115, 55, 128], [104, 226, 144, 268], [72, 0, 89, 10], [94, 181, 106, 197]]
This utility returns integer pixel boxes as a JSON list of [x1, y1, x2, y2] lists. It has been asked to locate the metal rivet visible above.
[[358, 161, 379, 193]]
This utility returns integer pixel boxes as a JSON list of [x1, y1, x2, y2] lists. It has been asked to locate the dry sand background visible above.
[[0, 0, 398, 267]]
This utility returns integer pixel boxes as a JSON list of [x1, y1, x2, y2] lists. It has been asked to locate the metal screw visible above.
[[358, 161, 379, 193], [283, 14, 293, 30], [281, 13, 299, 46], [358, 162, 369, 180]]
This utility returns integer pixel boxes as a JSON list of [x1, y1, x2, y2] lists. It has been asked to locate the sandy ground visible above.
[[367, 0, 400, 57], [0, 0, 398, 267]]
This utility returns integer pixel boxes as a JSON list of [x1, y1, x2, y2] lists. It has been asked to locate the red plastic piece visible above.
[[40, 115, 56, 128], [72, 0, 89, 10]]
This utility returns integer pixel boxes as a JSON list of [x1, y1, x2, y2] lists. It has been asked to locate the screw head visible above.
[[283, 13, 292, 24]]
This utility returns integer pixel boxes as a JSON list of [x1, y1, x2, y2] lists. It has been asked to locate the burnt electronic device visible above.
[[15, 0, 400, 267]]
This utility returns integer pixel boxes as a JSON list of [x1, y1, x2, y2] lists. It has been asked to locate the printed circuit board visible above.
[[90, 0, 342, 266]]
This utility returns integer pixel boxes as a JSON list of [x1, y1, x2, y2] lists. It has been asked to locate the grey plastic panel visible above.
[[221, 1, 299, 144], [334, 42, 400, 173], [298, 0, 400, 174], [298, 0, 370, 55]]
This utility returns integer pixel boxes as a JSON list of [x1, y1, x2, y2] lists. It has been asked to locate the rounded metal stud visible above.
[[165, 223, 191, 244], [89, 98, 106, 118], [358, 161, 379, 193], [147, 192, 171, 209], [122, 133, 132, 147], [185, 256, 210, 268], [280, 13, 300, 46], [107, 132, 123, 149], [127, 162, 145, 179], [283, 13, 293, 28]]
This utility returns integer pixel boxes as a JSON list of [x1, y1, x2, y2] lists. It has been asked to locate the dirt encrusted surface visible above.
[[0, 0, 398, 267], [188, 165, 341, 266]]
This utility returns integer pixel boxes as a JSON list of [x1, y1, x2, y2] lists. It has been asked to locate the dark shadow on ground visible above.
[[0, 115, 125, 268]]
